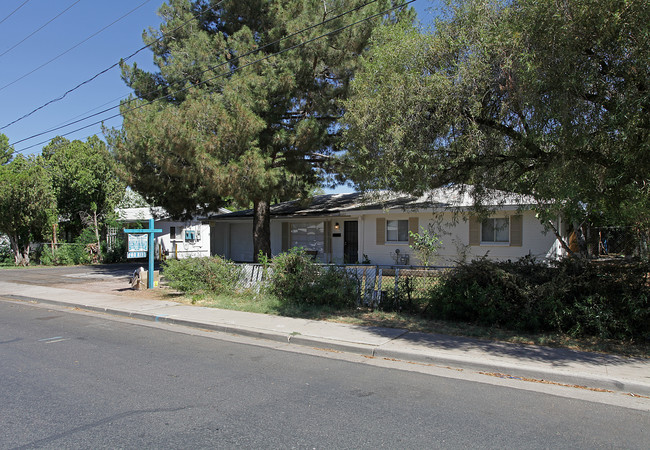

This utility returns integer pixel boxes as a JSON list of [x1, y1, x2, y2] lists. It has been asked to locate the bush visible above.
[[0, 240, 13, 265], [38, 228, 98, 266], [268, 248, 358, 308], [426, 256, 650, 340], [162, 256, 242, 294], [102, 237, 127, 264]]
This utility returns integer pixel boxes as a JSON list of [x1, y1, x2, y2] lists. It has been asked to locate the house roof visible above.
[[117, 206, 230, 222], [208, 186, 534, 220]]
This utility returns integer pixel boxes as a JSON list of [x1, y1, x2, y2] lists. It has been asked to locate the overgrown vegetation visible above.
[[0, 240, 13, 266], [38, 228, 99, 266], [266, 248, 359, 308], [426, 256, 650, 341], [162, 256, 243, 295], [158, 251, 650, 352]]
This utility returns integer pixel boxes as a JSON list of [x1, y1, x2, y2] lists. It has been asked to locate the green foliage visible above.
[[38, 228, 98, 266], [0, 239, 12, 265], [109, 0, 414, 259], [117, 188, 149, 208], [102, 237, 127, 264], [0, 133, 13, 165], [0, 154, 57, 266], [162, 256, 242, 294], [409, 226, 442, 266], [42, 136, 125, 245], [426, 257, 650, 340], [342, 0, 650, 230], [268, 248, 358, 308]]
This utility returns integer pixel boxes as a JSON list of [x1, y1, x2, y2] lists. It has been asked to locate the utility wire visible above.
[[0, 0, 154, 94], [10, 0, 382, 144], [1, 0, 225, 130], [0, 0, 33, 26], [0, 0, 83, 59], [13, 0, 414, 153]]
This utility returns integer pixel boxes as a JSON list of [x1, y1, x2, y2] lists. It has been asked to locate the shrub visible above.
[[0, 240, 13, 265], [426, 256, 650, 340], [38, 228, 98, 266], [102, 236, 127, 264], [268, 248, 358, 308], [162, 256, 242, 294]]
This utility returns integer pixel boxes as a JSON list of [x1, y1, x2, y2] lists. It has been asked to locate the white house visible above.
[[208, 186, 566, 265], [116, 207, 228, 260]]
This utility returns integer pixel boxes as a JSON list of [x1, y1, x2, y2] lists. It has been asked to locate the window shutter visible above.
[[469, 216, 480, 246], [376, 218, 385, 246], [281, 222, 290, 252], [408, 217, 419, 246], [510, 215, 523, 247]]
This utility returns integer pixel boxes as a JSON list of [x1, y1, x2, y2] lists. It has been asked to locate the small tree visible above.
[[42, 136, 125, 260], [0, 153, 57, 266], [409, 225, 442, 266]]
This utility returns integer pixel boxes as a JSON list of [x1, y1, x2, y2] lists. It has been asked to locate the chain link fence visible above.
[[231, 263, 449, 307], [594, 226, 650, 258]]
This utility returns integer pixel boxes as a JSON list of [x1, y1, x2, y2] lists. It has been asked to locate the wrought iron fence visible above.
[[231, 263, 449, 307]]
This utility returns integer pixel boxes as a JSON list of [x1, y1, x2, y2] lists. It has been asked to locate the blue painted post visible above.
[[148, 218, 155, 289], [124, 219, 162, 289]]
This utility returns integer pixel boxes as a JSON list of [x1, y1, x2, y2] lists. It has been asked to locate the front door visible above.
[[343, 221, 358, 264]]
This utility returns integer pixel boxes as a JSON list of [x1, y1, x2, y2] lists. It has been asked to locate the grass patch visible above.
[[158, 286, 650, 358]]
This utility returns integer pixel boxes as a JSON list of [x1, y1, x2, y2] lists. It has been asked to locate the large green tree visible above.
[[0, 139, 57, 266], [109, 0, 412, 259], [42, 136, 126, 256], [342, 0, 650, 243]]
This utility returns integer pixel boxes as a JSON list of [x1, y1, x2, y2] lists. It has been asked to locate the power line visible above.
[[10, 0, 382, 144], [0, 0, 83, 59], [0, 0, 154, 94], [0, 0, 33, 26], [1, 0, 224, 130], [13, 0, 414, 153], [12, 0, 397, 150]]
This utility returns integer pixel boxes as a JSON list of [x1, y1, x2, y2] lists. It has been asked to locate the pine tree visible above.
[[109, 0, 412, 259]]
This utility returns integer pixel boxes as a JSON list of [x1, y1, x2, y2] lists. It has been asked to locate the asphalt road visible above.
[[1, 300, 648, 449], [0, 263, 152, 287]]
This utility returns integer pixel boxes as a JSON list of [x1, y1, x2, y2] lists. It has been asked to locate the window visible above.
[[290, 222, 324, 254], [170, 226, 176, 240], [387, 219, 409, 242], [481, 218, 509, 243]]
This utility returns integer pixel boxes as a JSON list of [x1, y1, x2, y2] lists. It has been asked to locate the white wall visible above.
[[154, 220, 211, 260], [229, 222, 254, 262], [357, 210, 559, 266], [212, 209, 561, 265]]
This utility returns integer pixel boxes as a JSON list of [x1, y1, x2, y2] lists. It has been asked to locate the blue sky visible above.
[[0, 0, 438, 192]]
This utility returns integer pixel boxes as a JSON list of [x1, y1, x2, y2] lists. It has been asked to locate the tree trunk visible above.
[[572, 221, 588, 257], [253, 199, 271, 262], [546, 219, 574, 256], [9, 235, 29, 266], [93, 209, 101, 262]]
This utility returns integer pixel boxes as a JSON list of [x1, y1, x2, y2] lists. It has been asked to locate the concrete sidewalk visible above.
[[1, 279, 649, 396]]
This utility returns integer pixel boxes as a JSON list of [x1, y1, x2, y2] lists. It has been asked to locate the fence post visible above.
[[394, 268, 400, 308], [375, 268, 383, 307]]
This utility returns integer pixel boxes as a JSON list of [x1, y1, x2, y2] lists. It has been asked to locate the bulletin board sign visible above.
[[127, 233, 148, 259]]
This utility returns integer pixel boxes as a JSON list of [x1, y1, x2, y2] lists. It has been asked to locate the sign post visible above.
[[124, 218, 162, 289]]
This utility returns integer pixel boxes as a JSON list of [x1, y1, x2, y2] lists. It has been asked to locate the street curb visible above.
[[372, 347, 650, 396], [6, 294, 650, 397]]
